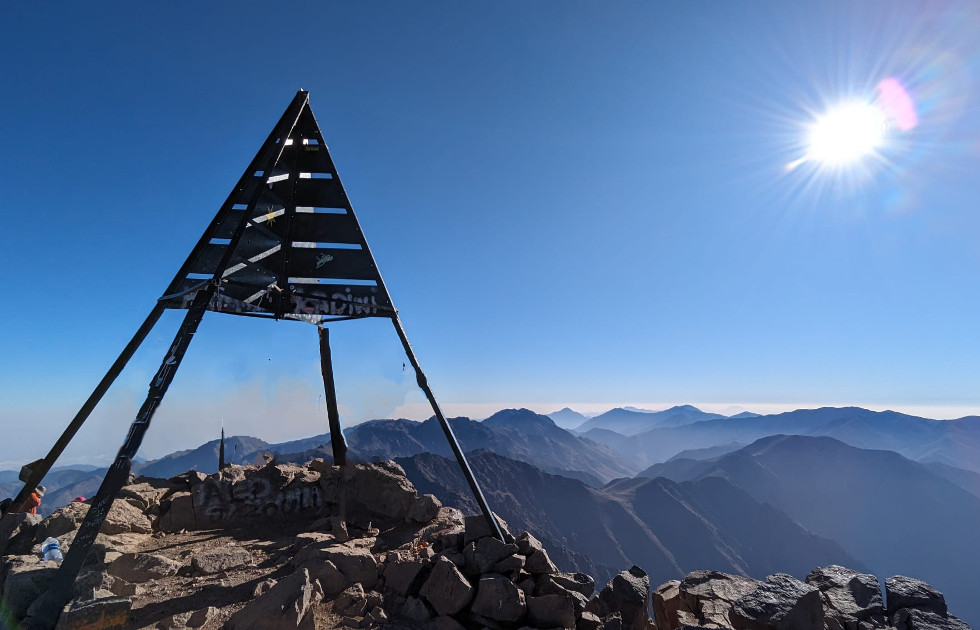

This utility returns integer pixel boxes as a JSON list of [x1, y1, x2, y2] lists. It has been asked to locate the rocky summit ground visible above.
[[0, 459, 971, 629]]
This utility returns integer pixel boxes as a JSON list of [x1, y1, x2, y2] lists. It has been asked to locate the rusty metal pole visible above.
[[318, 326, 347, 467]]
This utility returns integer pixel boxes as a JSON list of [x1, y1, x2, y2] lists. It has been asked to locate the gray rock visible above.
[[890, 608, 970, 630], [401, 596, 432, 622], [187, 606, 218, 628], [539, 572, 596, 599], [420, 556, 474, 616], [0, 512, 41, 556], [525, 548, 558, 575], [493, 553, 526, 574], [586, 566, 651, 630], [0, 556, 58, 620], [516, 531, 545, 555], [471, 573, 527, 623], [118, 481, 170, 513], [408, 494, 442, 523], [296, 542, 378, 589], [106, 552, 181, 583], [677, 570, 762, 628], [344, 462, 418, 521], [474, 536, 521, 574], [652, 580, 681, 630], [226, 568, 322, 630], [463, 513, 513, 545], [384, 553, 428, 597], [36, 502, 88, 541], [191, 545, 252, 574], [730, 573, 822, 630], [886, 576, 947, 617], [806, 565, 884, 627], [336, 583, 367, 617], [157, 492, 197, 532], [49, 595, 131, 630], [578, 611, 602, 630], [528, 593, 577, 628], [101, 499, 153, 535], [601, 611, 624, 630], [293, 531, 335, 551], [305, 559, 346, 597]]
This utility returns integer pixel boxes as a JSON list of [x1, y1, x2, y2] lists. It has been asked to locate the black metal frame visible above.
[[16, 91, 503, 629]]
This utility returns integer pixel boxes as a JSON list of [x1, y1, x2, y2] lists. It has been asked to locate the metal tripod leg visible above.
[[24, 290, 213, 629], [390, 315, 505, 542], [318, 326, 347, 466]]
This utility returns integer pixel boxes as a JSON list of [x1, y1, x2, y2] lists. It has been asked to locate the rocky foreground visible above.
[[0, 459, 970, 629]]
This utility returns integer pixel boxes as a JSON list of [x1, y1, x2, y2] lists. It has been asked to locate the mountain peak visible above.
[[484, 408, 556, 429]]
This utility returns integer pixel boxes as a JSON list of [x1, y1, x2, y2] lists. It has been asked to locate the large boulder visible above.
[[383, 552, 428, 597], [886, 576, 947, 617], [889, 608, 971, 630], [226, 568, 322, 630], [677, 570, 761, 628], [0, 512, 41, 556], [463, 513, 512, 545], [471, 573, 527, 623], [806, 565, 885, 629], [50, 595, 131, 630], [470, 536, 520, 574], [321, 462, 418, 522], [191, 545, 252, 574], [729, 573, 822, 630], [652, 580, 681, 630], [157, 491, 197, 532], [101, 499, 153, 535], [528, 593, 577, 628], [106, 552, 180, 583], [118, 480, 171, 513], [420, 556, 474, 616], [0, 556, 58, 620], [297, 542, 378, 589], [36, 502, 89, 540], [586, 566, 651, 630]]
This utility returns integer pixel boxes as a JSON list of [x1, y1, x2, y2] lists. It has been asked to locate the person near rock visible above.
[[15, 485, 45, 514]]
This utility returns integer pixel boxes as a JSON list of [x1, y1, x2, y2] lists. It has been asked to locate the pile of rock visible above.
[[652, 566, 969, 630], [0, 459, 656, 629], [295, 511, 654, 630]]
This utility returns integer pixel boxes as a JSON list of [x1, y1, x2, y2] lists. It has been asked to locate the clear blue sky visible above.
[[2, 2, 979, 465]]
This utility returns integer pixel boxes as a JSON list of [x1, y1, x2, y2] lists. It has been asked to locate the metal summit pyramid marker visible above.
[[15, 91, 503, 627]]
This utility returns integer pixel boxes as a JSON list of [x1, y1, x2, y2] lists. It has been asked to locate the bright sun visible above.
[[806, 101, 888, 167]]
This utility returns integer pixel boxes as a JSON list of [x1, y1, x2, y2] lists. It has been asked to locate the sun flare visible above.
[[805, 102, 888, 167]]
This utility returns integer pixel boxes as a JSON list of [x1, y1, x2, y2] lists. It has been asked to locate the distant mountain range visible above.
[[573, 405, 727, 435], [579, 405, 980, 471]]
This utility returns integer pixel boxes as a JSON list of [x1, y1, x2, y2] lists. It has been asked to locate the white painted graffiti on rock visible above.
[[193, 477, 324, 524]]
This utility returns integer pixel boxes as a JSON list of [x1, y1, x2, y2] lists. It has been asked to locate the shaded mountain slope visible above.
[[397, 450, 859, 588], [344, 410, 637, 483], [641, 434, 980, 626]]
